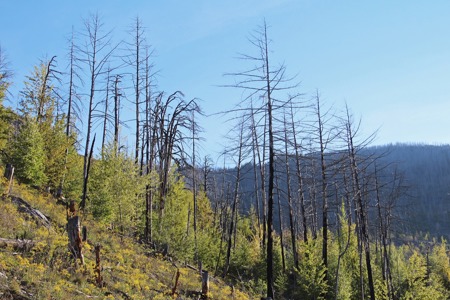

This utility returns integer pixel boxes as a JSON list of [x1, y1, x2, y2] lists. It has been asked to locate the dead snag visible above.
[[3, 164, 14, 195], [171, 268, 180, 296], [95, 244, 103, 287], [201, 271, 209, 299], [67, 214, 84, 265]]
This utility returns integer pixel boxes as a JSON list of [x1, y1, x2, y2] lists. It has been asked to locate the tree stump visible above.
[[67, 216, 84, 265], [201, 271, 209, 299], [95, 244, 103, 287], [3, 164, 14, 195]]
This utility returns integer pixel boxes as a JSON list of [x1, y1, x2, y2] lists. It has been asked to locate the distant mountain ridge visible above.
[[207, 143, 450, 240], [372, 143, 450, 238]]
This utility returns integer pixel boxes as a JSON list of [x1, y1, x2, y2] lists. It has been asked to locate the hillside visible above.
[[208, 143, 450, 240], [372, 143, 450, 239], [0, 169, 251, 300], [1, 14, 450, 298]]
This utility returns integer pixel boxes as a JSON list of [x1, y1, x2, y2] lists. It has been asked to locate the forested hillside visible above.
[[212, 143, 450, 241], [0, 15, 449, 300], [373, 144, 450, 239]]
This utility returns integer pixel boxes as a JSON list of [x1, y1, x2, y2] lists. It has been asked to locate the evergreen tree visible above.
[[17, 59, 71, 192], [8, 119, 47, 186], [90, 142, 149, 232], [18, 58, 57, 124], [0, 46, 15, 153]]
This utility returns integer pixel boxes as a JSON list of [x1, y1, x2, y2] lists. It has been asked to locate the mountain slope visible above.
[[0, 170, 251, 300]]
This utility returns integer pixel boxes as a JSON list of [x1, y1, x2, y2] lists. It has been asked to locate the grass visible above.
[[0, 169, 252, 299]]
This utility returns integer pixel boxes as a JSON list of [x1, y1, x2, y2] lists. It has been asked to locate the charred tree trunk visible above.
[[79, 14, 116, 210], [113, 75, 121, 151], [315, 93, 329, 286], [67, 215, 85, 265], [223, 121, 244, 277], [345, 106, 375, 300], [290, 104, 308, 245], [101, 69, 111, 155], [284, 113, 299, 268], [275, 176, 286, 272], [81, 135, 95, 211]]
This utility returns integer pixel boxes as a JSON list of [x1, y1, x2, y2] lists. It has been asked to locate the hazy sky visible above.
[[2, 1, 450, 159]]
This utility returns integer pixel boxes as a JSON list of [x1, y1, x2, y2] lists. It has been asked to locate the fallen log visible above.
[[0, 237, 35, 251], [10, 196, 51, 228]]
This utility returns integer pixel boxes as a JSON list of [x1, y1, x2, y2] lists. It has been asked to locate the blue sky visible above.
[[2, 1, 450, 159]]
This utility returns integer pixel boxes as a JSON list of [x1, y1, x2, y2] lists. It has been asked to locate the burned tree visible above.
[[78, 13, 118, 210], [222, 20, 300, 299]]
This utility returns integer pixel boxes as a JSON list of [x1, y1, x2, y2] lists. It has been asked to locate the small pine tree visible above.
[[90, 143, 148, 231], [9, 119, 47, 186], [295, 239, 328, 300], [0, 47, 14, 153]]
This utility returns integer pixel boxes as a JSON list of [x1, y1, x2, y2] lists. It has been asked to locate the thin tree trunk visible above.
[[263, 21, 276, 298], [113, 75, 120, 151], [192, 111, 198, 261], [283, 114, 298, 269], [345, 106, 375, 300], [275, 176, 286, 272], [81, 135, 96, 213], [309, 154, 319, 240], [133, 17, 143, 165], [315, 93, 329, 288], [58, 30, 76, 197], [223, 123, 244, 277], [144, 49, 152, 243], [252, 104, 267, 248], [375, 165, 393, 299], [101, 69, 110, 155], [251, 104, 262, 243], [290, 104, 308, 244]]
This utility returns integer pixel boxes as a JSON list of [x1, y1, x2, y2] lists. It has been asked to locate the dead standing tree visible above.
[[250, 102, 267, 247], [222, 20, 300, 299], [152, 92, 201, 232], [67, 200, 85, 266], [282, 111, 299, 269], [310, 91, 340, 291], [342, 104, 376, 300], [123, 16, 150, 166], [78, 13, 118, 210], [59, 28, 83, 197], [222, 117, 246, 277], [288, 102, 309, 244]]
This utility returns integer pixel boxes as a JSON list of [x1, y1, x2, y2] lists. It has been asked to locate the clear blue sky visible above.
[[2, 1, 450, 159]]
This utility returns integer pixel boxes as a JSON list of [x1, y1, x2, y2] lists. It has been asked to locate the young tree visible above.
[[0, 46, 15, 152], [90, 142, 149, 234], [0, 46, 12, 103], [19, 57, 58, 124], [8, 119, 47, 186], [18, 58, 71, 192]]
